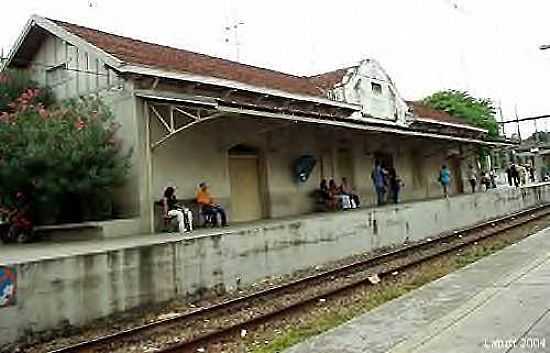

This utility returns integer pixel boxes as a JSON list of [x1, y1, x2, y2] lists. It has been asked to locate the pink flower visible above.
[[0, 112, 10, 123], [75, 119, 86, 130], [38, 108, 49, 119]]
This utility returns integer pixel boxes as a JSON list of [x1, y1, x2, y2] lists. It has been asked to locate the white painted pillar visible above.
[[144, 101, 155, 234]]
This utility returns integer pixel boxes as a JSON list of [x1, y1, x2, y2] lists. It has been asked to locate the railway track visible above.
[[47, 204, 550, 353]]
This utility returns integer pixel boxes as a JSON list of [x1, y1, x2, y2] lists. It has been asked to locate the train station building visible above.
[[4, 15, 506, 233], [4, 16, 550, 348]]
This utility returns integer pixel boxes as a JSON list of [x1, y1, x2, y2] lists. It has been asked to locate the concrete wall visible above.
[[332, 59, 409, 125], [24, 31, 146, 225], [21, 32, 486, 235], [2, 184, 549, 346], [29, 33, 125, 100], [149, 108, 472, 221]]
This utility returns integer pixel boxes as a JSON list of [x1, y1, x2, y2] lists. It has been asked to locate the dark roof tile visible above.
[[53, 19, 328, 97]]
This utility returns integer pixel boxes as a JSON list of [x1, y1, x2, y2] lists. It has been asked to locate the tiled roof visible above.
[[52, 19, 329, 97], [308, 67, 351, 92], [407, 101, 479, 129]]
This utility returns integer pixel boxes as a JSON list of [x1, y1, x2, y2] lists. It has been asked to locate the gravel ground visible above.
[[11, 240, 404, 353], [233, 215, 550, 353], [12, 212, 550, 353]]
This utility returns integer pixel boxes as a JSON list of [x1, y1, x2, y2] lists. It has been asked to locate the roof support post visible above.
[[144, 101, 155, 234], [169, 105, 175, 131]]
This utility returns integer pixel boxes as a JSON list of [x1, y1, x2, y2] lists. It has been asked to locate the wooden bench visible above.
[[153, 199, 216, 233]]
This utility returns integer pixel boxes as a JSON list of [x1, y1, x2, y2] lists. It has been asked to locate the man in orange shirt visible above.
[[196, 182, 227, 226]]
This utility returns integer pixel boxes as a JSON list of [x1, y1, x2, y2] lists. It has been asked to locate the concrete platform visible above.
[[284, 218, 550, 353], [1, 184, 550, 347]]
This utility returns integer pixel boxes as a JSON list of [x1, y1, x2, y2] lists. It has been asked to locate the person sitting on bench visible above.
[[340, 177, 360, 208], [196, 182, 227, 227], [162, 186, 192, 233]]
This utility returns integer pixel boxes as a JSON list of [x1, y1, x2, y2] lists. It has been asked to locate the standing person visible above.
[[162, 187, 192, 233], [371, 161, 386, 206], [518, 165, 528, 186], [510, 164, 520, 187], [505, 166, 513, 186], [480, 171, 491, 191], [196, 182, 228, 226], [529, 165, 536, 183], [489, 169, 497, 189], [468, 165, 477, 193], [439, 165, 452, 197], [387, 167, 402, 204], [340, 177, 360, 208]]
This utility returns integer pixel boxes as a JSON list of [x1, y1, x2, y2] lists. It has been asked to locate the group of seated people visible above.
[[319, 177, 360, 210], [163, 177, 360, 234], [162, 182, 227, 234]]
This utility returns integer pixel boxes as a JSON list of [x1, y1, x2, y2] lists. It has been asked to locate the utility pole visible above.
[[497, 100, 505, 136], [534, 119, 539, 143], [515, 104, 522, 142], [224, 21, 245, 62]]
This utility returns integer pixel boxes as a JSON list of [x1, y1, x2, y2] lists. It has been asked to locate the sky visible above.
[[2, 0, 550, 137]]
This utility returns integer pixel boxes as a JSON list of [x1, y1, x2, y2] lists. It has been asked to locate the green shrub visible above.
[[0, 89, 131, 224], [422, 90, 499, 137], [0, 69, 54, 112]]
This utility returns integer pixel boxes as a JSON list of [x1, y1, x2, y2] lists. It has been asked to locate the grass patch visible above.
[[246, 225, 541, 353], [250, 286, 408, 353]]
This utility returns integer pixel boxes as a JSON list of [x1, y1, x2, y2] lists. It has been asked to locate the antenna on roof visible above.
[[0, 48, 6, 67], [442, 0, 471, 15], [224, 21, 245, 62]]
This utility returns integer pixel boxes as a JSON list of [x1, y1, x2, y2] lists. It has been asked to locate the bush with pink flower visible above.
[[0, 69, 54, 113], [0, 71, 131, 224]]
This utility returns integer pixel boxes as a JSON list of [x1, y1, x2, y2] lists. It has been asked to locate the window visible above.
[[371, 82, 382, 95], [45, 63, 68, 86]]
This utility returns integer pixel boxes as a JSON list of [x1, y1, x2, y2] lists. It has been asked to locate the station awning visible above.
[[135, 90, 514, 149]]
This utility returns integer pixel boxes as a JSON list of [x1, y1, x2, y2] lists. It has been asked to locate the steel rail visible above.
[[48, 204, 550, 353], [156, 203, 550, 353]]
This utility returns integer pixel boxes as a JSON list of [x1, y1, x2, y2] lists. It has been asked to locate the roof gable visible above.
[[308, 67, 351, 93], [4, 16, 367, 108], [51, 19, 329, 97]]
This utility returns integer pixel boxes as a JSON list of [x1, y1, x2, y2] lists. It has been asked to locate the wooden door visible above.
[[337, 149, 354, 185], [450, 157, 464, 194], [229, 155, 263, 222], [320, 151, 334, 181], [374, 152, 394, 170]]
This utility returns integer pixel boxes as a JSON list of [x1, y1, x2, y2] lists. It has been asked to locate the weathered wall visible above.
[[28, 33, 125, 99], [330, 59, 409, 125], [149, 110, 470, 221], [2, 184, 549, 346], [23, 31, 145, 223]]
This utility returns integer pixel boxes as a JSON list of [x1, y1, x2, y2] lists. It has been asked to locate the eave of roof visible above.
[[407, 101, 486, 133], [122, 64, 361, 110], [414, 117, 487, 133], [48, 18, 334, 96]]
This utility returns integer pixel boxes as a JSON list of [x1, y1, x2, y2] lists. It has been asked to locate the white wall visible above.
[[28, 34, 126, 100], [331, 59, 409, 126], [2, 184, 549, 346]]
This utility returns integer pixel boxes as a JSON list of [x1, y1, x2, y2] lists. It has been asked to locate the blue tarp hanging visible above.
[[294, 155, 317, 183]]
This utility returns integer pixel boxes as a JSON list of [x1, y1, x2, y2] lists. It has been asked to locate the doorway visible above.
[[320, 151, 334, 180], [337, 148, 354, 185], [228, 145, 263, 223], [374, 151, 394, 170], [450, 157, 464, 194]]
